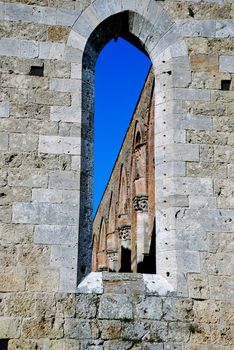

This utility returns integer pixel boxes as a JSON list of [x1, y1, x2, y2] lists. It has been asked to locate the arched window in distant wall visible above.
[[107, 194, 118, 272], [118, 165, 128, 216], [97, 218, 107, 271]]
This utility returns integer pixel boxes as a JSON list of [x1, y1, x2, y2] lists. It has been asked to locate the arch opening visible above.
[[78, 10, 158, 280]]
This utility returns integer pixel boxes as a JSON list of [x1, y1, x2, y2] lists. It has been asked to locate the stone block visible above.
[[188, 130, 227, 145], [173, 88, 211, 101], [0, 224, 33, 244], [56, 293, 76, 317], [21, 317, 63, 338], [0, 317, 21, 338], [0, 267, 26, 292], [64, 319, 98, 339], [4, 292, 36, 317], [4, 3, 31, 22], [206, 232, 234, 254], [49, 339, 80, 350], [175, 208, 234, 233], [200, 145, 214, 162], [18, 245, 50, 267], [216, 20, 234, 38], [26, 267, 59, 292], [0, 101, 9, 118], [71, 63, 82, 79], [176, 19, 216, 38], [39, 135, 80, 155], [32, 189, 63, 203], [103, 340, 133, 350], [151, 25, 181, 60], [34, 225, 79, 245], [39, 42, 65, 60], [98, 294, 133, 319], [156, 161, 186, 178], [8, 168, 48, 188], [187, 162, 227, 178], [76, 294, 98, 318], [189, 196, 217, 209], [50, 245, 77, 268], [135, 296, 162, 320], [157, 229, 207, 253], [9, 133, 38, 152], [158, 177, 213, 197], [220, 55, 234, 73], [20, 40, 39, 59], [56, 8, 80, 27], [50, 78, 81, 93], [8, 339, 49, 350], [32, 6, 57, 25], [35, 293, 56, 318], [99, 320, 121, 340], [163, 298, 194, 322], [155, 129, 186, 147], [156, 144, 200, 163], [67, 30, 86, 51], [50, 106, 81, 123], [13, 202, 79, 225], [0, 38, 20, 56], [49, 171, 80, 190], [0, 133, 8, 151], [209, 275, 234, 301], [63, 190, 80, 204], [122, 321, 149, 341], [191, 54, 218, 72], [59, 267, 77, 293], [201, 252, 234, 276]]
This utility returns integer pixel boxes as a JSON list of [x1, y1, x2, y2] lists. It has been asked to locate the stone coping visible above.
[[77, 272, 175, 296]]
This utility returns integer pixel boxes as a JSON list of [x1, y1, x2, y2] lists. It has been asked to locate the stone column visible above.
[[133, 194, 149, 269]]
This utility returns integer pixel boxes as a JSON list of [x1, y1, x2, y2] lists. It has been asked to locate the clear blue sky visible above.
[[94, 37, 151, 214]]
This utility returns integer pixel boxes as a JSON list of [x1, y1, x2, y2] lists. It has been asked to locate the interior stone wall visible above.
[[0, 0, 233, 348]]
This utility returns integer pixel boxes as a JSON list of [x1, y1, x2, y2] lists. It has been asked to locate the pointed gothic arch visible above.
[[118, 165, 128, 216], [68, 0, 194, 294]]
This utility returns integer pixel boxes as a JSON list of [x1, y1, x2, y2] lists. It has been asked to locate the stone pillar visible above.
[[133, 194, 149, 269]]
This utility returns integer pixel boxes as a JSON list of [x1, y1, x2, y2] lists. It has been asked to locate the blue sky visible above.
[[94, 37, 151, 213]]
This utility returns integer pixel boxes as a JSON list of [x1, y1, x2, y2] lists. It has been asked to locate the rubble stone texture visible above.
[[0, 0, 233, 348]]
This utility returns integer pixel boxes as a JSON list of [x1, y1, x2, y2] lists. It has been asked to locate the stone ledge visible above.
[[77, 272, 175, 296]]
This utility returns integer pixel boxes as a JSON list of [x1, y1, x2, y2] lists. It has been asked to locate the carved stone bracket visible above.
[[118, 225, 131, 241], [133, 194, 148, 212]]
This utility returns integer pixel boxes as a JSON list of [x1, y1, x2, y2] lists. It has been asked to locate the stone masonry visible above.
[[0, 0, 233, 349]]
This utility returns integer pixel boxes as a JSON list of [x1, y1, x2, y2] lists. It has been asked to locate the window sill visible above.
[[77, 272, 175, 296]]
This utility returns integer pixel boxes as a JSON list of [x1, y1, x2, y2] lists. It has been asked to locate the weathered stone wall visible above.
[[0, 0, 233, 348]]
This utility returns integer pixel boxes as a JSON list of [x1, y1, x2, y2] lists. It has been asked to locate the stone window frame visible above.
[[65, 0, 197, 296]]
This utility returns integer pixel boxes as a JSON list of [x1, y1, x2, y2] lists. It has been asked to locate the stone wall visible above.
[[0, 0, 233, 348]]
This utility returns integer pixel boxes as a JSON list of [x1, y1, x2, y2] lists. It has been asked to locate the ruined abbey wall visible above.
[[0, 0, 233, 349]]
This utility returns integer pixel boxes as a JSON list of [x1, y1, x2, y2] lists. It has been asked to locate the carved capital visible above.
[[107, 251, 118, 262], [118, 225, 131, 241], [133, 194, 148, 212]]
